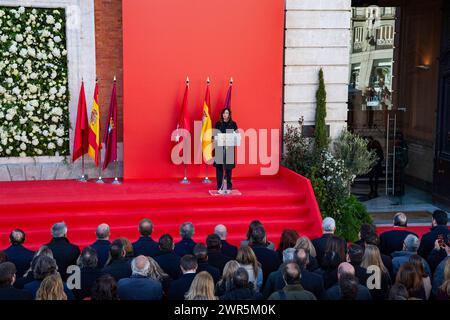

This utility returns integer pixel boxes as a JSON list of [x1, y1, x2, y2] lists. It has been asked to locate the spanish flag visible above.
[[201, 80, 213, 162], [88, 81, 101, 166]]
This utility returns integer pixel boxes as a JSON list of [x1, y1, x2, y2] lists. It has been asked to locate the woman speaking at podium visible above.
[[214, 107, 238, 193]]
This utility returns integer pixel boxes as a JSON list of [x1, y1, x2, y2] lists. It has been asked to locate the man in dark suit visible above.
[[312, 217, 336, 267], [206, 234, 231, 274], [168, 255, 198, 300], [101, 239, 132, 282], [154, 234, 181, 280], [418, 210, 449, 259], [193, 243, 221, 283], [46, 222, 80, 280], [347, 244, 368, 286], [73, 247, 102, 300], [379, 212, 418, 256], [90, 223, 112, 269], [174, 222, 197, 256], [132, 218, 160, 257], [0, 262, 32, 300], [249, 226, 281, 283], [214, 224, 238, 259], [3, 229, 34, 278], [118, 255, 162, 300]]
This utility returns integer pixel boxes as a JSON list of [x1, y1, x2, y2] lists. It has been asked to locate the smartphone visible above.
[[437, 234, 445, 248]]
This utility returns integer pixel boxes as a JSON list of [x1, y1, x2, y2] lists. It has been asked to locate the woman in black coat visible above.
[[214, 108, 238, 192]]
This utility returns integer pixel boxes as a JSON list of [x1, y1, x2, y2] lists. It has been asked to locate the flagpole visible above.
[[79, 154, 88, 182], [96, 144, 104, 184], [180, 76, 190, 184], [112, 159, 121, 184]]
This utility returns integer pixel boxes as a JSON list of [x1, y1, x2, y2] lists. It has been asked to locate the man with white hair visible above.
[[392, 234, 431, 276], [46, 221, 80, 280], [90, 223, 111, 268], [117, 255, 162, 300], [174, 222, 197, 256], [214, 224, 237, 258], [325, 262, 372, 300], [312, 217, 340, 267]]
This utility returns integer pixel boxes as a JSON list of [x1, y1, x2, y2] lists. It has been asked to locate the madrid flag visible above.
[[102, 79, 118, 170]]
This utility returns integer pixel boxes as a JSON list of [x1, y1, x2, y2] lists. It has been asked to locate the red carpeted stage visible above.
[[0, 167, 323, 250]]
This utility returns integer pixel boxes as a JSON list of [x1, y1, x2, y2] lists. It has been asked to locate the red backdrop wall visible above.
[[122, 0, 284, 179]]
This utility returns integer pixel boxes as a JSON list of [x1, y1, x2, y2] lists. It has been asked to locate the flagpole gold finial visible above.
[[114, 75, 116, 82], [230, 77, 233, 85], [207, 77, 210, 84], [186, 76, 190, 83]]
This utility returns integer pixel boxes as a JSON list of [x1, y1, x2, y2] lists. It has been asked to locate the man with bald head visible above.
[[268, 262, 316, 300], [90, 223, 111, 268], [214, 224, 237, 258], [3, 229, 34, 278], [117, 255, 162, 300], [325, 262, 372, 300], [379, 212, 418, 256]]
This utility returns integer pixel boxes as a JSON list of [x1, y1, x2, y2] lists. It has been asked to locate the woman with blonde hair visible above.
[[185, 271, 217, 300], [437, 259, 450, 300], [216, 260, 240, 296], [147, 256, 171, 297], [361, 244, 391, 299], [295, 236, 319, 271], [236, 246, 263, 292], [36, 274, 67, 300]]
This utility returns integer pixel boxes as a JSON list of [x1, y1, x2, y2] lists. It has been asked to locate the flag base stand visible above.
[[209, 190, 242, 196], [96, 176, 105, 184], [180, 177, 190, 184], [202, 177, 212, 184], [78, 174, 88, 182], [112, 177, 121, 185]]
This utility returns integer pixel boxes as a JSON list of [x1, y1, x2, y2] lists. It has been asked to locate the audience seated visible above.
[[90, 224, 111, 269], [193, 243, 221, 284], [167, 254, 198, 300], [0, 251, 7, 264], [14, 245, 53, 289], [154, 234, 181, 280], [215, 260, 240, 297], [147, 257, 172, 297], [395, 262, 427, 299], [214, 224, 238, 259], [409, 254, 432, 300], [392, 234, 431, 277], [355, 223, 376, 249], [418, 210, 449, 259], [73, 246, 102, 300], [101, 239, 132, 281], [185, 271, 218, 300], [379, 213, 418, 256], [364, 232, 394, 279], [174, 222, 197, 256], [325, 262, 372, 300], [119, 237, 135, 259], [236, 246, 263, 291], [91, 274, 119, 300], [241, 220, 275, 250], [361, 244, 392, 300], [220, 268, 263, 300], [46, 222, 80, 281], [36, 273, 67, 300], [268, 262, 316, 300], [117, 255, 162, 300], [3, 229, 34, 278], [347, 244, 368, 286], [132, 219, 160, 257], [206, 234, 231, 274], [294, 236, 319, 271], [436, 258, 450, 300], [312, 217, 337, 267], [388, 283, 409, 300], [0, 262, 32, 300]]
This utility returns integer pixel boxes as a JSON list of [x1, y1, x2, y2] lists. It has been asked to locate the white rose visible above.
[[12, 87, 21, 95], [19, 48, 28, 57], [0, 86, 5, 95], [18, 7, 25, 14], [19, 152, 26, 157], [15, 34, 24, 42], [6, 149, 11, 155], [46, 15, 55, 24], [57, 138, 64, 146], [49, 87, 57, 95], [32, 139, 39, 146], [54, 22, 62, 30], [30, 72, 38, 80], [48, 142, 56, 149], [20, 143, 27, 151], [54, 36, 62, 43], [6, 78, 13, 84], [51, 116, 59, 122], [6, 114, 14, 121], [9, 44, 18, 54], [0, 35, 7, 42], [42, 130, 49, 137], [27, 48, 36, 57]]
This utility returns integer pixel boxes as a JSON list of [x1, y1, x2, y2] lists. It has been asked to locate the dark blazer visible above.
[[167, 273, 196, 300], [214, 120, 238, 170], [174, 239, 197, 257], [325, 283, 372, 300], [14, 272, 34, 289], [132, 236, 160, 257], [46, 237, 80, 280], [90, 239, 111, 269], [311, 234, 334, 267], [101, 258, 132, 282], [220, 288, 264, 300], [154, 251, 181, 280], [351, 263, 369, 287], [72, 267, 102, 300], [314, 268, 338, 290], [0, 286, 33, 300], [207, 250, 232, 274], [24, 279, 75, 300], [250, 244, 282, 283], [197, 262, 221, 283], [3, 244, 34, 278], [418, 225, 450, 260], [379, 229, 418, 256], [118, 275, 163, 300], [221, 240, 238, 259]]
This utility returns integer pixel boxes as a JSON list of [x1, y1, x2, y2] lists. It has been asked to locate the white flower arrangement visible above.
[[0, 6, 69, 157]]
